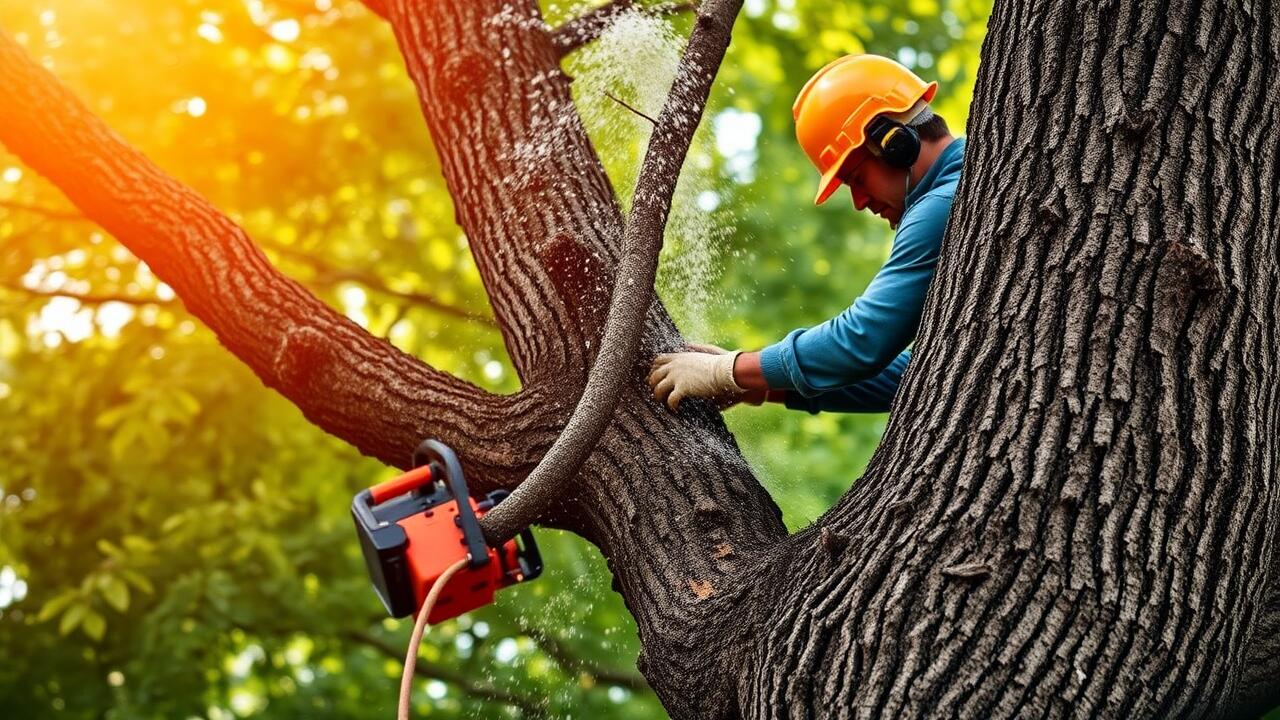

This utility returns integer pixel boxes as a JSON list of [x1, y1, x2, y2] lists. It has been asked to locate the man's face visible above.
[[837, 149, 908, 227]]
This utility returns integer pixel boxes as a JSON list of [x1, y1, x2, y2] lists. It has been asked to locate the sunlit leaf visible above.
[[101, 576, 130, 612], [120, 569, 155, 595], [59, 603, 87, 637], [81, 609, 106, 641], [36, 589, 79, 623]]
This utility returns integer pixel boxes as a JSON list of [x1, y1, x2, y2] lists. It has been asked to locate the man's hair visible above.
[[907, 106, 951, 141]]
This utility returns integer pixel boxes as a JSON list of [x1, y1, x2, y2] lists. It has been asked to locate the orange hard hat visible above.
[[793, 54, 938, 205]]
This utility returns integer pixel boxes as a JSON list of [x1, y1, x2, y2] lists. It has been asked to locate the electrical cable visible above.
[[398, 556, 470, 720]]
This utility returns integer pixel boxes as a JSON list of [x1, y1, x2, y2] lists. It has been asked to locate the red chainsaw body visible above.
[[352, 441, 541, 623], [398, 497, 519, 623]]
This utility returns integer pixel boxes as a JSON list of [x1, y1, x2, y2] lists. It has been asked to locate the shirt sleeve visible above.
[[758, 192, 949, 397], [783, 350, 910, 414]]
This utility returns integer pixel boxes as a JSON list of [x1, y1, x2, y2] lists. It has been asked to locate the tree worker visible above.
[[649, 54, 964, 413]]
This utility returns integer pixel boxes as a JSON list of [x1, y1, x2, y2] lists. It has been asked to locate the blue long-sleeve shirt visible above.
[[760, 138, 965, 413]]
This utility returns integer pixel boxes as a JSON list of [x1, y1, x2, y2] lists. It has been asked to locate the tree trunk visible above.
[[737, 0, 1280, 716], [2, 0, 1278, 717]]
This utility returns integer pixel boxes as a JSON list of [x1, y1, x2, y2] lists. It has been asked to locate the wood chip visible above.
[[942, 562, 994, 580]]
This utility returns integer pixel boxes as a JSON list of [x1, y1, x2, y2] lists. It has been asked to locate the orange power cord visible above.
[[398, 556, 470, 720]]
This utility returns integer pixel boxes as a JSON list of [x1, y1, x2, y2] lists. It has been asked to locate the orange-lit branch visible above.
[[0, 28, 555, 485]]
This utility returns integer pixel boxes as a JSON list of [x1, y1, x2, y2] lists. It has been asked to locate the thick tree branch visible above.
[[476, 0, 744, 544], [0, 29, 558, 483], [370, 0, 640, 383], [550, 0, 635, 57]]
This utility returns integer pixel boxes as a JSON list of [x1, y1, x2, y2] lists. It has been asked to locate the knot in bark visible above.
[[820, 527, 850, 556], [273, 325, 333, 391], [1104, 105, 1157, 143], [1150, 240, 1224, 355], [1157, 240, 1224, 299], [538, 232, 610, 336]]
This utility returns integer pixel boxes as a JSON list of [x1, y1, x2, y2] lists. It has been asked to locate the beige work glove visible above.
[[648, 343, 744, 410]]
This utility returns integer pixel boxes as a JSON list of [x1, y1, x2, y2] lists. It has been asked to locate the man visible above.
[[649, 54, 963, 413]]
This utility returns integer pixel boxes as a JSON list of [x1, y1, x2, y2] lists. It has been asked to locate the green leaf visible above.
[[81, 609, 106, 641], [121, 569, 155, 595], [161, 514, 186, 533], [59, 603, 87, 636], [101, 576, 130, 612], [171, 389, 201, 417], [36, 590, 79, 623], [97, 539, 124, 560], [94, 403, 133, 430], [109, 422, 142, 462], [121, 535, 154, 554]]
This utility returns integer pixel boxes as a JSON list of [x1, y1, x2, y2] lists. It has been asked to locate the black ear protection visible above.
[[865, 116, 921, 169]]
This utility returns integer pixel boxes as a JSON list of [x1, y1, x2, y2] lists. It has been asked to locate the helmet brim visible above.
[[814, 146, 855, 205]]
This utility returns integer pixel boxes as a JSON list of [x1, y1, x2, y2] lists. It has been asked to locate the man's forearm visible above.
[[732, 351, 771, 391]]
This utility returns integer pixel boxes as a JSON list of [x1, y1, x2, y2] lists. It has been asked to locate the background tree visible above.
[[1, 1, 1277, 719]]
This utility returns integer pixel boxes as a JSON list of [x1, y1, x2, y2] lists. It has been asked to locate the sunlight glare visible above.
[[96, 302, 135, 338], [340, 285, 368, 327], [264, 44, 295, 72], [197, 23, 224, 44], [483, 360, 503, 380], [268, 19, 300, 43], [243, 0, 269, 26], [35, 297, 93, 343]]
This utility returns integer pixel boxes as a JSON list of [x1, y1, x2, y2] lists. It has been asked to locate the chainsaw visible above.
[[351, 438, 541, 623]]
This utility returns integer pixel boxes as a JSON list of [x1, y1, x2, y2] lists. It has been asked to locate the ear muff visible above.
[[865, 116, 921, 169]]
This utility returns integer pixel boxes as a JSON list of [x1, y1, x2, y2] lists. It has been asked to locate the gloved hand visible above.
[[648, 343, 744, 410]]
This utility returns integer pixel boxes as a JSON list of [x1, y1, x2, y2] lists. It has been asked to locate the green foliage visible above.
[[0, 0, 991, 717]]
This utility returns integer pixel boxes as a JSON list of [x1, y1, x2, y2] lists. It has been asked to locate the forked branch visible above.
[[477, 0, 744, 543]]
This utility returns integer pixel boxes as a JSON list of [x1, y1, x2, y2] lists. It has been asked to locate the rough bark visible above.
[[361, 4, 786, 713], [1236, 552, 1280, 718], [477, 0, 743, 544], [738, 0, 1280, 716], [3, 0, 1279, 717]]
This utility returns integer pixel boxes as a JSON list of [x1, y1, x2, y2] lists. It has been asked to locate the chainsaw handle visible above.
[[413, 439, 490, 569], [367, 464, 435, 505]]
